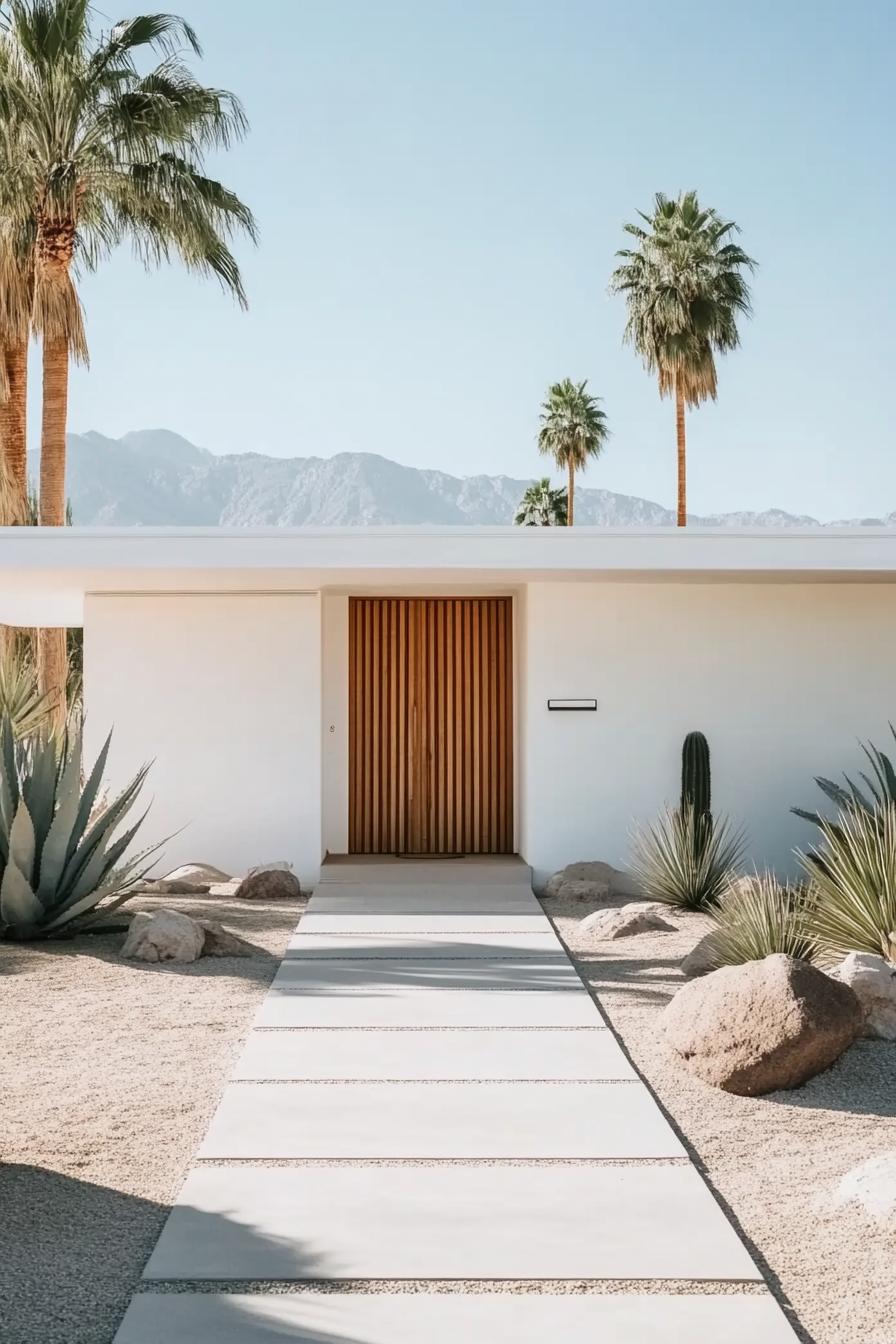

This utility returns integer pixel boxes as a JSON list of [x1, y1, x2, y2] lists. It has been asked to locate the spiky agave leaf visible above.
[[630, 804, 746, 911], [704, 873, 819, 969], [0, 713, 159, 939], [801, 805, 896, 962]]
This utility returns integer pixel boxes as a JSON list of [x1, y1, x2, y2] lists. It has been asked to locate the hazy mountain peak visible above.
[[21, 428, 894, 528]]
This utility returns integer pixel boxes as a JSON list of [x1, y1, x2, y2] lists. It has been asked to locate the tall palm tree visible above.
[[537, 379, 609, 526], [514, 477, 567, 527], [610, 191, 754, 526], [0, 0, 256, 717]]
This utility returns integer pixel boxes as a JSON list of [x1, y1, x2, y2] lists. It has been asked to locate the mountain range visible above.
[[25, 429, 896, 528]]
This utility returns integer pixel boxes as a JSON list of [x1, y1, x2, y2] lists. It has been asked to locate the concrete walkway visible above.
[[115, 858, 798, 1342]]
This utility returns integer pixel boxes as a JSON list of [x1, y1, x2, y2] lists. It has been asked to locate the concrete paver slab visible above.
[[306, 886, 542, 915], [198, 1081, 683, 1159], [255, 988, 598, 1027], [286, 931, 565, 958], [266, 959, 582, 993], [232, 1028, 635, 1080], [318, 859, 532, 886], [143, 1164, 763, 1281], [114, 1291, 798, 1343], [296, 913, 550, 933]]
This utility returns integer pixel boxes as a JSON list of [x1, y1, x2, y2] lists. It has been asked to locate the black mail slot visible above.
[[547, 698, 597, 711]]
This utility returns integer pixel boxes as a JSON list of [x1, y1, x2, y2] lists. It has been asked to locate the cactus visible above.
[[681, 731, 711, 820]]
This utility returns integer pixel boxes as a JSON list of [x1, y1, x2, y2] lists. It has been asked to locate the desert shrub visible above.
[[0, 716, 162, 940], [702, 873, 819, 969], [631, 804, 746, 911], [800, 805, 896, 962]]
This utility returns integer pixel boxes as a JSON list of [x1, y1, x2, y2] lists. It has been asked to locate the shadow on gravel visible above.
[[0, 1164, 364, 1344]]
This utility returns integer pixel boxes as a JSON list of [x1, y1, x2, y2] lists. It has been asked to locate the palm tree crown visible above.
[[514, 477, 568, 527], [537, 378, 609, 526], [610, 191, 754, 525], [0, 0, 255, 721]]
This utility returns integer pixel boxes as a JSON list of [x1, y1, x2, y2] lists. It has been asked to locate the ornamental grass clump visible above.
[[703, 873, 819, 970], [800, 805, 896, 963], [0, 716, 161, 941], [631, 804, 746, 911]]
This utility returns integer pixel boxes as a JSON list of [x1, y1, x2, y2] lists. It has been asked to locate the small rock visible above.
[[164, 863, 233, 885], [825, 1152, 896, 1220], [121, 910, 205, 963], [681, 931, 724, 978], [236, 869, 302, 901], [197, 919, 255, 957], [662, 954, 863, 1096], [579, 902, 677, 940], [833, 952, 896, 1040], [247, 860, 293, 875], [208, 880, 243, 898], [556, 878, 611, 902], [544, 860, 640, 899]]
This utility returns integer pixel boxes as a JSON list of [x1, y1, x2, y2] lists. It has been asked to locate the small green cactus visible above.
[[681, 731, 711, 820]]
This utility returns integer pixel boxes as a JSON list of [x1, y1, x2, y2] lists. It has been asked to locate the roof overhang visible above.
[[2, 526, 896, 626]]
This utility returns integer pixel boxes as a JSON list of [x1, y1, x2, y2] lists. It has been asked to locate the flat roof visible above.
[[2, 526, 895, 625]]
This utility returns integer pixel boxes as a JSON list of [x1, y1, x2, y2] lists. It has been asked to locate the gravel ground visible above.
[[545, 893, 896, 1344], [0, 893, 301, 1344]]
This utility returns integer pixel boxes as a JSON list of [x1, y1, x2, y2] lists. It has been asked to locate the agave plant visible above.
[[0, 717, 161, 940], [699, 873, 819, 971], [630, 804, 746, 911], [794, 726, 896, 826], [801, 805, 896, 962]]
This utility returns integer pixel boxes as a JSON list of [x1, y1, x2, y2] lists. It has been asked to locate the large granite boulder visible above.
[[236, 866, 302, 901], [121, 910, 205, 963], [543, 860, 640, 901], [662, 953, 863, 1095], [579, 903, 677, 941], [832, 952, 896, 1040]]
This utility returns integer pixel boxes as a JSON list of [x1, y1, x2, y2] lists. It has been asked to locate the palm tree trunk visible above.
[[1, 338, 28, 513], [38, 334, 69, 727], [675, 378, 687, 527], [567, 461, 575, 527]]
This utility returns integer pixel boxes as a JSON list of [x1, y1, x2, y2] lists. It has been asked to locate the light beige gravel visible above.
[[546, 893, 896, 1344], [0, 893, 301, 1344]]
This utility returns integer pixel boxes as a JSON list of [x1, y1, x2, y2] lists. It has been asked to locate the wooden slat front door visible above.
[[349, 597, 513, 854]]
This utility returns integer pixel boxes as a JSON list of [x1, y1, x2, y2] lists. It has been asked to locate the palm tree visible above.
[[537, 379, 609, 526], [610, 191, 754, 526], [0, 0, 256, 717], [514, 477, 568, 527]]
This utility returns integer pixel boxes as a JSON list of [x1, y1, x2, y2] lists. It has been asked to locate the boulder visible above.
[[196, 919, 255, 958], [164, 863, 233, 885], [662, 953, 863, 1096], [543, 861, 640, 900], [121, 910, 205, 964], [680, 931, 724, 979], [236, 868, 302, 901], [556, 878, 611, 902], [579, 903, 677, 941], [832, 952, 896, 1040]]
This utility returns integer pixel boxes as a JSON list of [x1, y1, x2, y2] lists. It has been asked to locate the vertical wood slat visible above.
[[348, 597, 513, 854]]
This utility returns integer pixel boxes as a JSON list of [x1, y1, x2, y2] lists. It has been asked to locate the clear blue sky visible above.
[[47, 0, 896, 517]]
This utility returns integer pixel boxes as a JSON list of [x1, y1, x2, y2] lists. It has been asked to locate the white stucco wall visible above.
[[520, 581, 896, 884], [83, 593, 322, 887]]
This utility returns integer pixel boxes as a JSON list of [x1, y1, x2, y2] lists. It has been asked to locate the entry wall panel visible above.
[[83, 593, 321, 886], [521, 581, 896, 885], [349, 598, 513, 855]]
